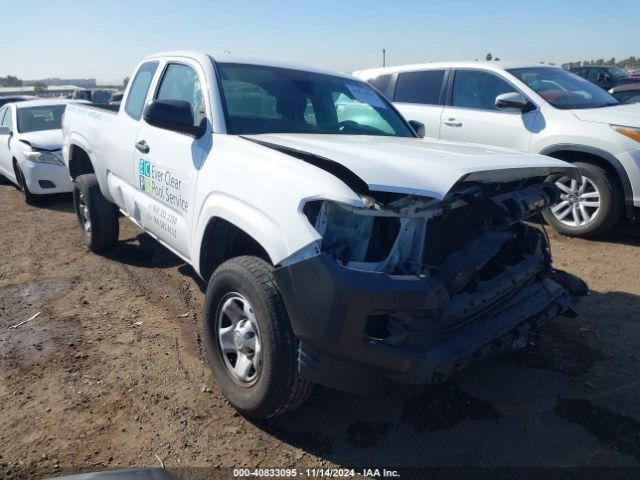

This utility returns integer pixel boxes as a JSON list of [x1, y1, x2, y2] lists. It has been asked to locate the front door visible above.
[[134, 61, 210, 260], [439, 69, 538, 152]]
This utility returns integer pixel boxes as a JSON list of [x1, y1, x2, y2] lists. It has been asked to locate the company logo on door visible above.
[[138, 158, 189, 213], [139, 159, 152, 192]]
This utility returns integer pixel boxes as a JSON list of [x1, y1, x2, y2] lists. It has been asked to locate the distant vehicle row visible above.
[[355, 62, 640, 236]]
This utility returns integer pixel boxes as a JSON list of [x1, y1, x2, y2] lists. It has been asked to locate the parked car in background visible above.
[[0, 95, 37, 108], [71, 88, 118, 104], [108, 92, 124, 107], [355, 62, 640, 237], [569, 65, 639, 91], [62, 51, 585, 418], [0, 99, 74, 204], [611, 82, 640, 104]]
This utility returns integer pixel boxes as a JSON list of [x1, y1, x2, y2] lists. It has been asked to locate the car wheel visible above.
[[543, 161, 623, 237], [203, 256, 313, 419], [73, 173, 120, 252], [14, 163, 39, 205]]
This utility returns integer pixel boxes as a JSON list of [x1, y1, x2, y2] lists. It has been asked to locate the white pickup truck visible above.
[[63, 51, 586, 418]]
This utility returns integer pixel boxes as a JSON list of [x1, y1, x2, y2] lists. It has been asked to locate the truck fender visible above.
[[191, 192, 297, 278]]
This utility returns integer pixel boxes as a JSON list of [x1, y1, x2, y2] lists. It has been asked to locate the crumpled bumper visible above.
[[274, 254, 586, 393]]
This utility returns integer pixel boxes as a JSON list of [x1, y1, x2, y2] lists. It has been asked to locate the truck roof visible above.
[[354, 61, 561, 79], [144, 51, 356, 81]]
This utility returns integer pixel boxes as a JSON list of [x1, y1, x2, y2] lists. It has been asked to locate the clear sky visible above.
[[2, 0, 637, 84]]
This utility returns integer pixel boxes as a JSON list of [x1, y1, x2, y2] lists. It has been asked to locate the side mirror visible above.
[[495, 92, 533, 112], [408, 120, 426, 138], [0, 126, 11, 136], [143, 100, 204, 137]]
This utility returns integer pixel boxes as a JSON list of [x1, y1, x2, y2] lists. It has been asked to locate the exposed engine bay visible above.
[[301, 177, 580, 342], [304, 178, 560, 276]]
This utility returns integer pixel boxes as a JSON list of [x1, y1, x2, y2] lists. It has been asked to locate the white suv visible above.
[[354, 62, 640, 236]]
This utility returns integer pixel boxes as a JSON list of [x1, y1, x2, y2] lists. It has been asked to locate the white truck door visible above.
[[439, 69, 538, 151], [133, 60, 210, 260], [109, 61, 160, 215], [392, 69, 447, 140], [0, 106, 16, 180]]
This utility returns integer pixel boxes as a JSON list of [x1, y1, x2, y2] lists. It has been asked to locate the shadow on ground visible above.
[[257, 289, 640, 467]]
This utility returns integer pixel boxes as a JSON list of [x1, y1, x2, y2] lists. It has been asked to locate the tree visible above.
[[0, 75, 23, 87], [33, 82, 47, 96], [485, 53, 493, 61], [123, 77, 129, 89], [494, 57, 500, 61]]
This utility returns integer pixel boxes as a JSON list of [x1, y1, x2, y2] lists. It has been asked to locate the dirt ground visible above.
[[0, 183, 639, 479]]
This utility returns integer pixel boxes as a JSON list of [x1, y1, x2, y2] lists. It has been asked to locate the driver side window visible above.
[[156, 63, 206, 127], [451, 70, 517, 111]]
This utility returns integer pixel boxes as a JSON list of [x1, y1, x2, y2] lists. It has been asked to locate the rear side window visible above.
[[394, 70, 445, 105], [367, 74, 393, 97], [156, 63, 205, 127], [124, 61, 159, 120]]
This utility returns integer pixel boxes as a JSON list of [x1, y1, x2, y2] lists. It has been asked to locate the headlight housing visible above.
[[23, 150, 64, 166], [612, 125, 640, 143]]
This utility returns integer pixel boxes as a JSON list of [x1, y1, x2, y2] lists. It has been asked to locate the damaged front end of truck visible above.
[[274, 169, 587, 393]]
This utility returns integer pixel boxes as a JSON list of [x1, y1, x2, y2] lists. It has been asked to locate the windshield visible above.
[[508, 67, 619, 109], [17, 105, 66, 133], [216, 62, 415, 137], [607, 66, 629, 79]]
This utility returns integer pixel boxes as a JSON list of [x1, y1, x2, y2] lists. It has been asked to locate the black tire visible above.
[[73, 173, 119, 252], [543, 161, 623, 237], [203, 256, 313, 419], [14, 163, 39, 206], [0, 172, 10, 185]]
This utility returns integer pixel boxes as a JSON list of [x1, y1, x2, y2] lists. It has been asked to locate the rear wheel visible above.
[[73, 174, 119, 252], [543, 162, 623, 237], [203, 256, 313, 419]]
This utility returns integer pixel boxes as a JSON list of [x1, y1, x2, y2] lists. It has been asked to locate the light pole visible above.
[[382, 48, 386, 67]]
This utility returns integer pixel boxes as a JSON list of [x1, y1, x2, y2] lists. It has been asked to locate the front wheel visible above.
[[14, 164, 39, 205], [203, 256, 313, 419], [543, 162, 623, 237], [73, 174, 120, 252]]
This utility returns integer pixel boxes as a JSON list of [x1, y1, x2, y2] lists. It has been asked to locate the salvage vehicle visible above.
[[355, 62, 640, 237], [62, 51, 586, 419], [0, 99, 75, 204]]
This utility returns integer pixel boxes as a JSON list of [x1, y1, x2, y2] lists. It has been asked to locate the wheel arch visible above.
[[198, 216, 273, 281], [67, 143, 95, 180], [540, 144, 633, 211]]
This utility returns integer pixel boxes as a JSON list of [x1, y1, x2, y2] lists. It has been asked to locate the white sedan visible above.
[[0, 99, 74, 204]]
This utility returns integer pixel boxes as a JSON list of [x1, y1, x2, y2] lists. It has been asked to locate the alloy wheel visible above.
[[215, 293, 262, 387], [550, 175, 601, 227]]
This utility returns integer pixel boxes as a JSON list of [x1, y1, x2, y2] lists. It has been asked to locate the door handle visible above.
[[443, 118, 462, 127], [135, 140, 150, 154]]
